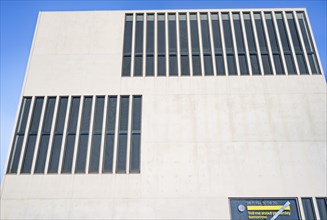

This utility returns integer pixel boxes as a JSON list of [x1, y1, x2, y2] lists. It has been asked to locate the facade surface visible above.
[[1, 9, 326, 219]]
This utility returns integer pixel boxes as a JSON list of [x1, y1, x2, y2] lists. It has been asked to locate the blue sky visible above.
[[1, 0, 326, 179]]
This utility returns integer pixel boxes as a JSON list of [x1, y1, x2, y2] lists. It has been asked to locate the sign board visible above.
[[230, 198, 300, 220]]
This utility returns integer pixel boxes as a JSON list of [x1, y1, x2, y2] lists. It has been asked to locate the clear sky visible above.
[[1, 0, 326, 179]]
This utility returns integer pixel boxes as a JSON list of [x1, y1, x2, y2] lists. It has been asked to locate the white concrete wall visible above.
[[1, 11, 326, 219]]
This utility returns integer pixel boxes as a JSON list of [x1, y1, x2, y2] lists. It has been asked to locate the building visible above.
[[1, 8, 326, 219]]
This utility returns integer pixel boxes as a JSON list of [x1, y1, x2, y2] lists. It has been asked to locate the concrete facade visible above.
[[1, 10, 326, 219]]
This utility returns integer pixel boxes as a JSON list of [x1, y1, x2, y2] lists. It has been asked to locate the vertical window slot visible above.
[[297, 12, 320, 74], [134, 14, 144, 76], [200, 13, 214, 76], [89, 96, 105, 173], [75, 96, 93, 173], [265, 13, 284, 75], [316, 198, 327, 220], [243, 13, 260, 75], [34, 97, 56, 173], [157, 14, 166, 76], [122, 14, 133, 77], [168, 13, 178, 76], [254, 13, 272, 75], [146, 14, 155, 76], [116, 96, 129, 173], [233, 13, 249, 75], [190, 13, 202, 76], [103, 96, 117, 173], [275, 12, 296, 74], [130, 96, 142, 173], [210, 13, 225, 75], [59, 97, 79, 174], [286, 12, 308, 74], [222, 13, 237, 75], [21, 97, 44, 173], [7, 97, 32, 174], [48, 97, 68, 173], [179, 13, 190, 76]]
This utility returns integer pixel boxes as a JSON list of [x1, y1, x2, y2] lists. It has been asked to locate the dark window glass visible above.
[[254, 13, 272, 75], [200, 13, 213, 76], [233, 13, 249, 75], [157, 14, 166, 76], [316, 198, 327, 220], [146, 14, 155, 76], [265, 13, 284, 75], [103, 96, 117, 173], [302, 198, 316, 220], [60, 97, 80, 173], [75, 96, 93, 173], [222, 13, 237, 75], [35, 97, 56, 173], [130, 96, 142, 173], [169, 14, 178, 76], [276, 12, 296, 74], [211, 13, 225, 75], [122, 14, 133, 77], [48, 97, 68, 173], [244, 13, 260, 75], [21, 97, 44, 173], [287, 12, 308, 74], [134, 14, 144, 76], [7, 97, 31, 174], [20, 135, 37, 173], [190, 13, 202, 76], [116, 96, 129, 173], [179, 13, 190, 76], [89, 96, 104, 173], [34, 135, 50, 173], [297, 12, 320, 74]]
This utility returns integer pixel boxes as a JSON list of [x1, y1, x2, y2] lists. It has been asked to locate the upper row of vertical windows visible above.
[[122, 11, 321, 77]]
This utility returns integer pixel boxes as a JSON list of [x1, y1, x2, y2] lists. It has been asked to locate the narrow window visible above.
[[48, 97, 68, 173], [116, 96, 129, 173], [75, 96, 93, 173], [222, 13, 237, 75], [297, 12, 320, 74], [179, 13, 190, 76], [301, 198, 316, 220], [243, 13, 260, 75], [34, 97, 56, 174], [103, 96, 117, 173], [21, 97, 44, 173], [287, 12, 308, 74], [60, 97, 79, 174], [134, 14, 144, 76], [130, 96, 142, 173], [190, 13, 202, 76], [233, 13, 249, 75], [275, 12, 296, 74], [157, 14, 166, 76], [211, 13, 225, 75], [265, 13, 284, 75], [146, 14, 155, 76], [254, 13, 272, 75], [200, 13, 213, 76], [316, 198, 327, 220], [89, 96, 104, 173], [122, 14, 133, 77], [7, 97, 32, 174], [168, 13, 178, 76]]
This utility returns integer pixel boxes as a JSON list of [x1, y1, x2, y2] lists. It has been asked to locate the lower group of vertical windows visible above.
[[122, 11, 321, 77], [302, 197, 327, 220], [7, 95, 142, 175]]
